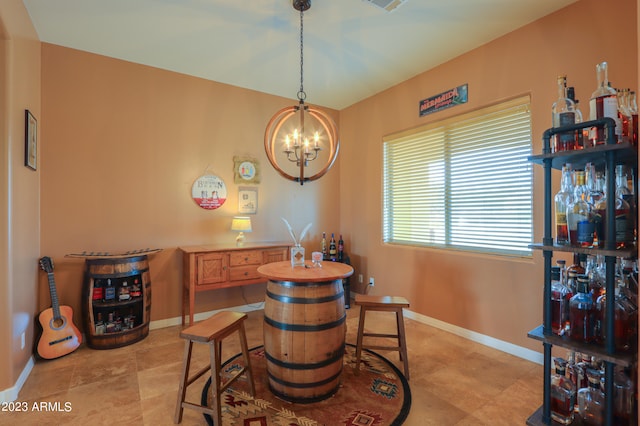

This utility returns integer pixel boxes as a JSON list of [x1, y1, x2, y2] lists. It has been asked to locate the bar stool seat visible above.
[[174, 311, 255, 425], [354, 294, 410, 380]]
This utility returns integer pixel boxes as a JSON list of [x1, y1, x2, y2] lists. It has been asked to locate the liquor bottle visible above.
[[569, 274, 595, 343], [329, 233, 337, 260], [550, 357, 576, 425], [584, 164, 605, 246], [105, 312, 116, 333], [104, 278, 116, 302], [615, 164, 635, 249], [577, 369, 604, 425], [566, 253, 585, 294], [552, 75, 576, 152], [119, 279, 131, 301], [321, 232, 327, 258], [130, 278, 142, 298], [593, 170, 632, 250], [554, 164, 573, 245], [551, 266, 571, 335], [589, 61, 620, 145], [567, 170, 594, 247], [567, 86, 585, 148], [613, 368, 635, 425], [598, 275, 638, 351], [95, 312, 105, 335], [92, 279, 104, 301], [628, 90, 638, 146], [617, 88, 633, 144], [337, 234, 344, 261]]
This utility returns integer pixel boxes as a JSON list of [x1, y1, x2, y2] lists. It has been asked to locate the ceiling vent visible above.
[[362, 0, 407, 12]]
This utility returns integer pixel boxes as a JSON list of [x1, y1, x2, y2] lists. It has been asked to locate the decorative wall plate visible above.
[[191, 174, 227, 210]]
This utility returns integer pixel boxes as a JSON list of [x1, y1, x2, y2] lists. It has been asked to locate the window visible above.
[[383, 97, 532, 256]]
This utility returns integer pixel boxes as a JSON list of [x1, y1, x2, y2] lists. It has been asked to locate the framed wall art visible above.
[[238, 187, 258, 214], [25, 110, 37, 170], [233, 156, 260, 184], [191, 173, 227, 210]]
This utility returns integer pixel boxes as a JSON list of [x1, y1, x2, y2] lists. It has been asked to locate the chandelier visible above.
[[264, 0, 340, 185]]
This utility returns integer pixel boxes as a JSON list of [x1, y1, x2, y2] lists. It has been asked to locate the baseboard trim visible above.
[[149, 301, 266, 330], [403, 310, 543, 365], [0, 355, 34, 403]]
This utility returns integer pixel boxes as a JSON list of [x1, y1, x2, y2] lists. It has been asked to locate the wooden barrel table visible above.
[[257, 260, 354, 403]]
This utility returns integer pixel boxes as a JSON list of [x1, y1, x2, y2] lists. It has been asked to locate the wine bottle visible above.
[[321, 232, 327, 258], [554, 164, 573, 245], [552, 75, 576, 152], [337, 234, 344, 261], [589, 61, 620, 145], [329, 233, 337, 260]]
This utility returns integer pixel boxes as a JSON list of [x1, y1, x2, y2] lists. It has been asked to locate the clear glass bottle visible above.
[[567, 170, 594, 247], [613, 368, 635, 425], [628, 90, 638, 146], [569, 274, 595, 343], [567, 86, 585, 149], [552, 75, 577, 152], [550, 357, 576, 425], [551, 266, 572, 335], [589, 62, 620, 145], [577, 368, 604, 425], [617, 88, 633, 144], [321, 232, 327, 258], [594, 169, 632, 250], [555, 164, 574, 245]]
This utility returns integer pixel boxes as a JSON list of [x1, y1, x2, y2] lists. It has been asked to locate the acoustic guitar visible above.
[[37, 256, 82, 359]]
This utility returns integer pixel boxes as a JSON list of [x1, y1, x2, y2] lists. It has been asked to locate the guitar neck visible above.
[[47, 272, 62, 320]]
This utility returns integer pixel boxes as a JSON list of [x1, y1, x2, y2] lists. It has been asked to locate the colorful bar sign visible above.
[[419, 84, 468, 117]]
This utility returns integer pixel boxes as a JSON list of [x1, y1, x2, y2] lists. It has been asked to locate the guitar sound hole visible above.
[[50, 316, 66, 330]]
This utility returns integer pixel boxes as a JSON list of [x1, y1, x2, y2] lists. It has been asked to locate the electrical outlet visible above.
[[358, 274, 363, 283], [21, 332, 25, 350], [369, 277, 375, 287]]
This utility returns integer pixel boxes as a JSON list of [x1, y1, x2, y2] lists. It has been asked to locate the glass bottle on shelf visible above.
[[337, 234, 344, 261], [566, 253, 585, 294], [589, 61, 620, 145], [92, 279, 104, 301], [550, 357, 576, 425], [613, 367, 635, 425], [628, 90, 638, 146], [95, 312, 105, 335], [567, 170, 594, 247], [617, 88, 633, 144], [554, 164, 574, 246], [577, 368, 604, 425], [569, 274, 595, 343], [567, 86, 585, 149], [552, 75, 576, 152], [104, 278, 116, 302], [615, 164, 635, 249], [593, 170, 632, 250], [551, 266, 571, 336]]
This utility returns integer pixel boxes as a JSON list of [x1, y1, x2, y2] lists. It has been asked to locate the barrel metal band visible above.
[[264, 314, 346, 332], [266, 289, 344, 304], [264, 344, 345, 370], [269, 279, 341, 288], [267, 366, 343, 389]]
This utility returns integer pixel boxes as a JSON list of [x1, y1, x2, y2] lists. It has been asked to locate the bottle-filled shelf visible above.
[[529, 243, 636, 259]]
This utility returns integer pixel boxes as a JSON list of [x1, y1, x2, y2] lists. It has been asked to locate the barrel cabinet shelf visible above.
[[81, 255, 152, 349]]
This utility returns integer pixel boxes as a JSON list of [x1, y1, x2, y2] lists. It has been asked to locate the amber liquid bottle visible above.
[[569, 274, 595, 343], [589, 61, 620, 145], [555, 164, 573, 245]]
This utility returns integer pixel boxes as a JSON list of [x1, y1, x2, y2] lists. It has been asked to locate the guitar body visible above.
[[37, 305, 82, 359], [37, 256, 82, 360]]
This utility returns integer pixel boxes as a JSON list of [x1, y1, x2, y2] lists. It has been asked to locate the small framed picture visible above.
[[238, 187, 258, 214], [25, 110, 37, 170], [233, 156, 260, 184]]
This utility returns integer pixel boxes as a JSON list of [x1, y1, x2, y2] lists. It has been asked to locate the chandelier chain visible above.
[[298, 7, 306, 102]]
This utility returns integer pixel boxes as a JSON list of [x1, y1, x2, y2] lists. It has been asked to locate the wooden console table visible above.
[[179, 243, 289, 325]]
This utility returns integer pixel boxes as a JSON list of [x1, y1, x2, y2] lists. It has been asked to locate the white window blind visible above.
[[383, 97, 533, 256]]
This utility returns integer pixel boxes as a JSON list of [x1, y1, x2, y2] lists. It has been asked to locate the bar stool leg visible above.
[[210, 339, 223, 426], [238, 322, 256, 396], [354, 305, 367, 375], [396, 309, 409, 380], [174, 341, 193, 423]]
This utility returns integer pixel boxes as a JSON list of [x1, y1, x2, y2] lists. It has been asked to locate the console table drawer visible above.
[[229, 250, 262, 266], [229, 265, 261, 281]]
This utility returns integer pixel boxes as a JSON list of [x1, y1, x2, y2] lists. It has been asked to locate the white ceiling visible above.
[[22, 0, 577, 110]]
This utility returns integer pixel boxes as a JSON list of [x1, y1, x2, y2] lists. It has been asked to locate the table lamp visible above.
[[231, 216, 252, 247]]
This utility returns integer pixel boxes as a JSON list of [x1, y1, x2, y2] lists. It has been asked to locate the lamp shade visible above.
[[231, 216, 252, 233]]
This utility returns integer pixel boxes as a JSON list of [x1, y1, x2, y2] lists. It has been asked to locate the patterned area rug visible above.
[[202, 344, 411, 426]]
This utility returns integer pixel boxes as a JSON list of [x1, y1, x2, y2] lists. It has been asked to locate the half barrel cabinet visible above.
[[526, 118, 638, 425]]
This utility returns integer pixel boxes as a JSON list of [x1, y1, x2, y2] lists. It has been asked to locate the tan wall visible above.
[[340, 0, 637, 352], [39, 44, 342, 328], [0, 0, 41, 393]]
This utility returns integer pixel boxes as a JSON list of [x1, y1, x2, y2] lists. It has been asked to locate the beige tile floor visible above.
[[3, 305, 542, 426]]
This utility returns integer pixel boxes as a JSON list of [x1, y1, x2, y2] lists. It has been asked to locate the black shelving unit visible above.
[[526, 118, 638, 426]]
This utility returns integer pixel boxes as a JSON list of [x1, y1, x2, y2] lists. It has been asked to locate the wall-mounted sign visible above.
[[234, 156, 260, 184], [191, 174, 227, 210], [419, 84, 468, 117]]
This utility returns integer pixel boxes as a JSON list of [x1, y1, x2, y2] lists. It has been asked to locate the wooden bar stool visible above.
[[354, 294, 410, 380], [174, 311, 256, 425]]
